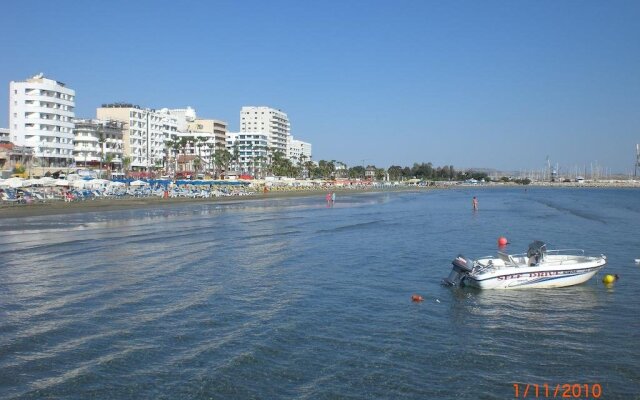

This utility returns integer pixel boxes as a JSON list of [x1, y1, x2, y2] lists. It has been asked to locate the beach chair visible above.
[[33, 192, 46, 202], [1, 192, 20, 204]]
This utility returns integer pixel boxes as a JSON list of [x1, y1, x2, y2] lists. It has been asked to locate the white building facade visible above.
[[240, 106, 290, 154], [72, 119, 125, 169], [226, 131, 269, 177], [97, 104, 177, 171], [9, 74, 75, 167], [168, 107, 197, 132], [287, 137, 312, 165]]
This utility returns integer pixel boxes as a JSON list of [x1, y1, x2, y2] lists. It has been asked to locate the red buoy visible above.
[[498, 237, 508, 246], [411, 294, 424, 302]]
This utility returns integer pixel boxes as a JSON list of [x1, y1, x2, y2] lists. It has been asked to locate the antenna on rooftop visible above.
[[546, 155, 551, 181]]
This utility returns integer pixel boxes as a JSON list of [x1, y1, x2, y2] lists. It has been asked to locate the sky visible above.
[[1, 0, 639, 174]]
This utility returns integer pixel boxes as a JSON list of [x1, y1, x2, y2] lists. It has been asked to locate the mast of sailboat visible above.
[[635, 144, 640, 177]]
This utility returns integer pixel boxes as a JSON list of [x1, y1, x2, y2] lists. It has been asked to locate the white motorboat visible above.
[[442, 241, 607, 289]]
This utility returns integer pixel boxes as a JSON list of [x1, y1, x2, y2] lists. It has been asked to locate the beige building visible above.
[[97, 104, 177, 170], [188, 119, 227, 151]]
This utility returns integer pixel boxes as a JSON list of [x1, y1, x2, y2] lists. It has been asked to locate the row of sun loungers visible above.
[[0, 186, 257, 205]]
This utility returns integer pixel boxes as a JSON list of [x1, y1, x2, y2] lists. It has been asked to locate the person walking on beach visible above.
[[472, 196, 478, 211]]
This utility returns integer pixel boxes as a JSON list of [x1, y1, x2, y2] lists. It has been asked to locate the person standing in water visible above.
[[331, 192, 336, 203], [472, 196, 478, 211]]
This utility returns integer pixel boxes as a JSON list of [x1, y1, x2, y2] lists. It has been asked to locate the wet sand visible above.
[[0, 188, 415, 219]]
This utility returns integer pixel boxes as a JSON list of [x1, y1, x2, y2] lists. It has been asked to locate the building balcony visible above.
[[75, 136, 99, 143], [25, 92, 75, 106]]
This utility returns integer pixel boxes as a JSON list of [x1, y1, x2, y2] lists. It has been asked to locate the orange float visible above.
[[411, 294, 424, 302]]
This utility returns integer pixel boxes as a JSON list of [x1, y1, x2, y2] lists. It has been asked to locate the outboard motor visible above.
[[442, 255, 475, 286]]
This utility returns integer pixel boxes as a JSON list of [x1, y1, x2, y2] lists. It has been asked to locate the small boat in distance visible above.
[[442, 241, 606, 289]]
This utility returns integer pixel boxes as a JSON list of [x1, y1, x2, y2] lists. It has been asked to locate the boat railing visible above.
[[473, 261, 496, 274], [545, 249, 585, 257]]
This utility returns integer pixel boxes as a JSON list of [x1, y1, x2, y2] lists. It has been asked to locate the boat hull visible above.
[[463, 261, 606, 289]]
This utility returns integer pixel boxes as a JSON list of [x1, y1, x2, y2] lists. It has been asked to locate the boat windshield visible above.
[[527, 241, 547, 262]]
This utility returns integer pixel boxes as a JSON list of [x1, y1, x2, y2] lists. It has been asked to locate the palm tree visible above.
[[304, 161, 315, 179], [231, 142, 240, 174], [98, 125, 106, 175], [213, 149, 231, 179], [193, 157, 202, 176], [122, 156, 131, 176], [104, 154, 115, 179], [196, 137, 204, 169], [206, 143, 214, 174], [170, 139, 181, 176]]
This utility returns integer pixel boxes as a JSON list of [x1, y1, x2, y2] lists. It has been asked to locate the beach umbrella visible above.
[[55, 179, 70, 186], [5, 177, 24, 188], [108, 181, 126, 187], [40, 177, 58, 187], [21, 179, 39, 187]]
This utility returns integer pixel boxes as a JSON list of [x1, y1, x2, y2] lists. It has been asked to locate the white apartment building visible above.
[[0, 128, 9, 142], [168, 107, 197, 132], [287, 137, 312, 165], [226, 131, 269, 177], [73, 119, 125, 169], [9, 73, 75, 167], [240, 106, 290, 154], [97, 104, 177, 170]]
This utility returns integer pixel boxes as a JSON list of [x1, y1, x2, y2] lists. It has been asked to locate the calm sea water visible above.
[[0, 188, 639, 399]]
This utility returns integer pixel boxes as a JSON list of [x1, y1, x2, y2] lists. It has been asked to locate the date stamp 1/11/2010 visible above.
[[513, 383, 602, 399]]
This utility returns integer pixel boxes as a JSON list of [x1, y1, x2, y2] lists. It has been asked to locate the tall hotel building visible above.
[[240, 106, 290, 154], [97, 104, 177, 170], [9, 74, 75, 167]]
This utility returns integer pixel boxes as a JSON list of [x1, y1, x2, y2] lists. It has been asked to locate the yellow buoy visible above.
[[602, 274, 617, 284]]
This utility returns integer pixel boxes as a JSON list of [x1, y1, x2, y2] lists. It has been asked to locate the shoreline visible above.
[[0, 187, 422, 219], [1, 182, 638, 219]]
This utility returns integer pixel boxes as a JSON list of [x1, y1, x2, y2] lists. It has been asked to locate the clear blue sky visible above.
[[2, 0, 639, 174]]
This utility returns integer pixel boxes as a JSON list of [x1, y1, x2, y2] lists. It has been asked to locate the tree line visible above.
[[117, 135, 507, 182]]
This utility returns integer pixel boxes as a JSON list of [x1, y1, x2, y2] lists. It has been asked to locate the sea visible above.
[[0, 187, 639, 399]]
